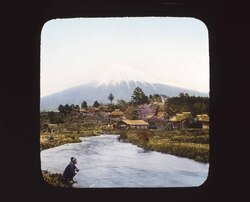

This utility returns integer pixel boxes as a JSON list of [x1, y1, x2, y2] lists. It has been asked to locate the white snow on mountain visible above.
[[85, 63, 158, 87]]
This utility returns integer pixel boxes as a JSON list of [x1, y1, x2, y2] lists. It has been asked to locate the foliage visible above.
[[148, 140, 209, 163], [119, 130, 209, 163], [165, 93, 209, 115], [92, 100, 100, 107], [108, 93, 114, 105], [115, 99, 128, 112], [124, 105, 136, 119], [40, 133, 82, 150], [131, 87, 149, 105], [45, 112, 64, 124], [137, 104, 155, 120], [149, 94, 162, 103], [42, 170, 72, 187], [81, 101, 88, 109], [58, 104, 79, 115]]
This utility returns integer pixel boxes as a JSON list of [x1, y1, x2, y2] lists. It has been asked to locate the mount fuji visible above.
[[40, 64, 209, 111]]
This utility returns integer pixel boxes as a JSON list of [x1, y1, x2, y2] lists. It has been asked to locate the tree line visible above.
[[56, 87, 209, 117]]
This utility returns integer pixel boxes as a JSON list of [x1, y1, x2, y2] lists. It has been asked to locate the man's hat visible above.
[[71, 156, 77, 163]]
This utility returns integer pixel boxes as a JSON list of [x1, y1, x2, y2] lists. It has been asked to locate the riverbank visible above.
[[42, 170, 73, 187], [118, 129, 209, 163], [40, 129, 121, 150]]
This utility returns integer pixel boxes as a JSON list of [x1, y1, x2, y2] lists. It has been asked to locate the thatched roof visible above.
[[98, 105, 111, 111], [146, 112, 167, 120], [109, 109, 125, 117], [182, 112, 192, 118], [169, 114, 185, 122], [120, 119, 149, 126], [80, 107, 98, 113], [157, 112, 167, 119], [169, 112, 192, 122], [196, 114, 209, 122]]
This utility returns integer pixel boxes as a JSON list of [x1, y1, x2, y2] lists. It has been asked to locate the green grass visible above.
[[119, 129, 209, 163], [40, 133, 82, 150]]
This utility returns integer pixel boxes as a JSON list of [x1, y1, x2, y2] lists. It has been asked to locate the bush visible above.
[[42, 170, 72, 187]]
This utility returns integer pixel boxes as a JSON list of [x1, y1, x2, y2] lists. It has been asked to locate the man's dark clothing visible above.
[[63, 162, 78, 181]]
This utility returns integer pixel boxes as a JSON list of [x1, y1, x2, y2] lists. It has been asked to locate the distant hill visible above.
[[40, 80, 209, 111]]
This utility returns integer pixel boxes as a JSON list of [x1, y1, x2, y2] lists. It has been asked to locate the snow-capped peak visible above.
[[89, 63, 158, 86]]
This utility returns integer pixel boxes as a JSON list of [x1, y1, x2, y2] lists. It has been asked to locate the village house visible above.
[[109, 109, 126, 122], [146, 111, 168, 128], [98, 105, 112, 112], [196, 114, 209, 129], [117, 119, 149, 130], [169, 112, 192, 130]]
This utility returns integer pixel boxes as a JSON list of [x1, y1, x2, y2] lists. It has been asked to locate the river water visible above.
[[41, 134, 209, 188]]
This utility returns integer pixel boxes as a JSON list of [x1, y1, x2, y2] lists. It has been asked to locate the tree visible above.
[[115, 99, 128, 111], [64, 104, 71, 114], [131, 87, 148, 105], [92, 100, 100, 107], [125, 105, 137, 120], [137, 104, 155, 120], [149, 94, 153, 103], [58, 104, 65, 114], [165, 93, 209, 115], [75, 105, 80, 111], [81, 101, 88, 109], [153, 94, 162, 102], [58, 104, 71, 115], [149, 94, 162, 103], [108, 93, 114, 105]]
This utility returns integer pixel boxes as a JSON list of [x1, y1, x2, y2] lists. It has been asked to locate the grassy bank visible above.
[[119, 129, 209, 163], [40, 129, 122, 150], [41, 170, 73, 187], [40, 133, 83, 150]]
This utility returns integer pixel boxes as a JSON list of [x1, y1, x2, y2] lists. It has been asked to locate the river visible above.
[[41, 134, 209, 188]]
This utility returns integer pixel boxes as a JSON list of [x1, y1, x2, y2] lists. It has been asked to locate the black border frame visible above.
[[2, 0, 249, 201]]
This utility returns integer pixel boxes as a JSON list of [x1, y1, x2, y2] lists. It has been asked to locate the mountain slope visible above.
[[40, 80, 209, 111]]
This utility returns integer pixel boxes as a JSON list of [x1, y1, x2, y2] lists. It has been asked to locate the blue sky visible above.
[[41, 17, 209, 97]]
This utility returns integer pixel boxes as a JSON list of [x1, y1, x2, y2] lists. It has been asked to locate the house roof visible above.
[[182, 112, 191, 118], [109, 109, 125, 116], [146, 112, 167, 120], [169, 112, 191, 122], [157, 112, 167, 119], [196, 114, 209, 122], [98, 105, 111, 111], [120, 119, 149, 126], [169, 114, 185, 122]]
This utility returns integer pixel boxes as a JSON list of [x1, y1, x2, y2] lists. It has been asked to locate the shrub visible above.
[[41, 170, 71, 187]]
